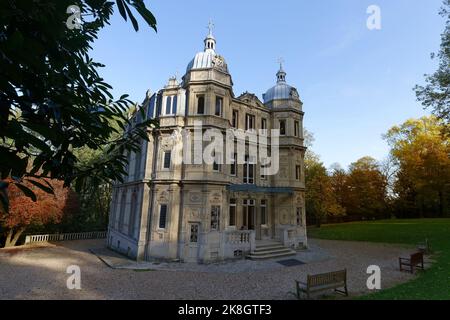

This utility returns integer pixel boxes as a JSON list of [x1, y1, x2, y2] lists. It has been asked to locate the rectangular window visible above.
[[296, 165, 301, 180], [232, 110, 239, 128], [159, 204, 168, 229], [197, 95, 205, 114], [172, 95, 178, 114], [211, 206, 220, 231], [230, 153, 237, 176], [213, 151, 221, 172], [279, 120, 286, 135], [294, 121, 299, 137], [163, 151, 171, 169], [165, 96, 172, 115], [229, 199, 236, 226], [296, 207, 303, 226], [215, 96, 223, 116], [190, 224, 199, 243], [261, 118, 267, 130], [244, 155, 255, 184], [261, 200, 267, 225], [245, 114, 255, 130]]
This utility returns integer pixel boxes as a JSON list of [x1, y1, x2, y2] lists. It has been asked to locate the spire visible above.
[[276, 57, 286, 83], [204, 19, 216, 51]]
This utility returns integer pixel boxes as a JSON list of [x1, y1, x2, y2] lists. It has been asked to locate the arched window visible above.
[[197, 95, 205, 114]]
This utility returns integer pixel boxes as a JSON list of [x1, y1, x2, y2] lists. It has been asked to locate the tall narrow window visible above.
[[261, 118, 267, 130], [215, 96, 223, 116], [172, 95, 178, 114], [229, 199, 236, 226], [197, 95, 205, 114], [163, 151, 171, 169], [211, 206, 220, 231], [294, 121, 300, 137], [261, 200, 267, 225], [213, 151, 221, 172], [244, 155, 255, 184], [296, 207, 303, 226], [159, 204, 168, 229], [245, 114, 255, 130], [230, 153, 237, 176], [279, 120, 286, 135], [295, 165, 301, 180], [232, 110, 239, 128], [165, 96, 172, 115]]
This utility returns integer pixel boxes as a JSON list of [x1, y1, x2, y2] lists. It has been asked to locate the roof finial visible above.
[[276, 57, 286, 83], [207, 19, 215, 36], [277, 57, 285, 71]]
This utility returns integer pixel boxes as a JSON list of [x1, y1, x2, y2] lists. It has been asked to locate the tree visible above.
[[0, 0, 158, 212], [329, 163, 348, 210], [415, 0, 450, 135], [0, 178, 78, 247], [305, 157, 345, 227], [384, 116, 450, 217], [344, 157, 387, 218]]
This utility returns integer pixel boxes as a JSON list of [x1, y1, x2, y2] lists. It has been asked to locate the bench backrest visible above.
[[307, 269, 346, 288], [410, 252, 423, 264]]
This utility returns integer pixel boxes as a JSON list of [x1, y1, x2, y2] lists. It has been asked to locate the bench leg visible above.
[[334, 286, 349, 297]]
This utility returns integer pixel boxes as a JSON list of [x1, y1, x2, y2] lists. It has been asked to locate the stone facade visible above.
[[107, 28, 307, 263]]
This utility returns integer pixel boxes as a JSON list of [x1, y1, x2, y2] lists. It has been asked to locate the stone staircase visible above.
[[246, 240, 296, 260]]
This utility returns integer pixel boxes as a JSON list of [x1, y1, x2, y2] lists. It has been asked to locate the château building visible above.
[[107, 26, 307, 263]]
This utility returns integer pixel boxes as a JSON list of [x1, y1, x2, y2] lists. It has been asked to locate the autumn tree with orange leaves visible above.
[[0, 178, 75, 247]]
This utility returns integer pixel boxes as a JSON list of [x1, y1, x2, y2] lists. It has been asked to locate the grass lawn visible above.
[[307, 218, 450, 300]]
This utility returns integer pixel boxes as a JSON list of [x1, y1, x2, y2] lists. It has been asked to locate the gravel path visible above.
[[0, 239, 421, 300]]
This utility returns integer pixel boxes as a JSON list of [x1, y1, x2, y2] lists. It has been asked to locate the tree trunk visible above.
[[438, 190, 444, 217], [3, 226, 26, 247]]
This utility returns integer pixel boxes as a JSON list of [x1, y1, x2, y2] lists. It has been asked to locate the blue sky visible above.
[[90, 0, 445, 169]]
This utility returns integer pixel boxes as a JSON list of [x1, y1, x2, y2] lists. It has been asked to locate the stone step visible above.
[[246, 249, 296, 260], [254, 245, 288, 253], [251, 247, 294, 256]]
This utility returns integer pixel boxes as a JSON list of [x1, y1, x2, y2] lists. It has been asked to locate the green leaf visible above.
[[124, 1, 139, 31], [25, 179, 55, 195], [15, 183, 37, 202], [116, 0, 127, 21]]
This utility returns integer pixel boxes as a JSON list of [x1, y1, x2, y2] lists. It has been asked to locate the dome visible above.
[[186, 23, 228, 73], [186, 48, 216, 72], [263, 83, 296, 103], [263, 63, 299, 103]]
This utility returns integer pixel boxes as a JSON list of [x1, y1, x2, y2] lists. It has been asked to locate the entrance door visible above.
[[187, 223, 200, 262], [243, 200, 256, 230]]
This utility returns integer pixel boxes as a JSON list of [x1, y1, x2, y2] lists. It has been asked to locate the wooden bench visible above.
[[295, 269, 348, 299], [417, 239, 431, 254], [399, 252, 424, 273]]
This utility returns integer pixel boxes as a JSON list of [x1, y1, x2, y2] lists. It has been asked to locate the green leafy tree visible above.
[[415, 0, 450, 135], [0, 0, 158, 213]]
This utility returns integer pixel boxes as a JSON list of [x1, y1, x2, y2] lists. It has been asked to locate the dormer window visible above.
[[164, 95, 178, 115]]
